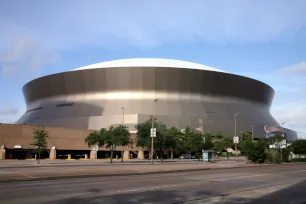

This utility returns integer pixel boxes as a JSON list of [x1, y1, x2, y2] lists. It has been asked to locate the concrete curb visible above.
[[0, 160, 238, 169], [0, 164, 282, 184]]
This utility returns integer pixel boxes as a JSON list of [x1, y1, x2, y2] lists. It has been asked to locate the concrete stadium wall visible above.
[[0, 124, 140, 151]]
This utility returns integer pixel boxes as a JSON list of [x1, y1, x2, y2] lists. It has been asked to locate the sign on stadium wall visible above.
[[264, 125, 286, 138]]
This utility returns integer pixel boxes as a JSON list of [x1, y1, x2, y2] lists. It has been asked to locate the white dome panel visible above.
[[72, 58, 225, 73]]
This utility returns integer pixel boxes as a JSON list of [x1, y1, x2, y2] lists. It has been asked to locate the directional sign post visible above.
[[150, 128, 156, 137]]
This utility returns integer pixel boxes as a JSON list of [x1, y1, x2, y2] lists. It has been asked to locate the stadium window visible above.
[[56, 103, 74, 107], [26, 107, 43, 112]]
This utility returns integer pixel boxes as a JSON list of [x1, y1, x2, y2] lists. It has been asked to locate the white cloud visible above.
[[0, 36, 58, 76], [278, 62, 306, 76], [0, 1, 306, 50], [0, 105, 18, 115]]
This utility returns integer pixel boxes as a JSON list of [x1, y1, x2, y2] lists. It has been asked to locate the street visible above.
[[0, 163, 305, 203]]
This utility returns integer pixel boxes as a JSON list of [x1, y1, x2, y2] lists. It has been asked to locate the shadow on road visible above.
[[246, 180, 306, 204], [44, 179, 306, 204], [45, 189, 215, 204]]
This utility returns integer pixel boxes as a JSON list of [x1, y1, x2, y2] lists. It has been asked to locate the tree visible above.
[[164, 127, 181, 159], [135, 117, 166, 160], [212, 133, 233, 159], [31, 128, 48, 164], [85, 128, 106, 159], [112, 125, 131, 162], [239, 130, 253, 156], [180, 128, 210, 159], [291, 139, 306, 157], [85, 126, 130, 163], [268, 133, 285, 163], [245, 140, 266, 163]]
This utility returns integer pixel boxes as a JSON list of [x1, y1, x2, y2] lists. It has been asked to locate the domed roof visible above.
[[72, 58, 225, 73]]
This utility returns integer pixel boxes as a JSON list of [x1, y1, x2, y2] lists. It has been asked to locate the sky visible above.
[[0, 0, 305, 138]]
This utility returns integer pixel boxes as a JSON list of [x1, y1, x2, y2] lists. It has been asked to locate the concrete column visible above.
[[84, 154, 88, 160], [137, 150, 144, 160], [68, 154, 71, 160], [123, 150, 130, 160], [0, 145, 5, 160], [49, 149, 57, 160], [90, 150, 97, 159]]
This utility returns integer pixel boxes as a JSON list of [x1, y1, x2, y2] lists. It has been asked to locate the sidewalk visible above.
[[0, 160, 264, 183], [0, 157, 246, 168]]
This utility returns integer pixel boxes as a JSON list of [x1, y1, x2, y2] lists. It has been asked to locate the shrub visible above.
[[291, 158, 306, 162], [245, 140, 266, 163]]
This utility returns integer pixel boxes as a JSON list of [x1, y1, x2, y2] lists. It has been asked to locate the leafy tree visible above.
[[112, 125, 131, 162], [245, 140, 266, 163], [291, 139, 306, 157], [164, 127, 181, 159], [180, 128, 211, 159], [85, 126, 130, 163], [135, 118, 153, 152], [212, 133, 233, 159], [239, 130, 253, 156], [135, 117, 166, 160], [202, 132, 214, 150], [268, 133, 285, 163], [85, 128, 106, 159], [240, 130, 252, 141], [31, 128, 48, 164], [268, 133, 284, 145]]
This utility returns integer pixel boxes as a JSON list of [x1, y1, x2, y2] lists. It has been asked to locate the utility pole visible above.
[[234, 113, 239, 155], [121, 107, 124, 125], [281, 122, 286, 147], [251, 125, 254, 141], [121, 106, 125, 162], [151, 99, 158, 164]]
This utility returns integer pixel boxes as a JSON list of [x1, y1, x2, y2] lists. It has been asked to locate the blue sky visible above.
[[0, 0, 306, 138]]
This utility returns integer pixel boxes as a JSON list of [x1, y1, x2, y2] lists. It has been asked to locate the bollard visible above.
[[157, 156, 159, 160], [68, 154, 71, 160], [116, 155, 118, 160], [85, 154, 88, 160]]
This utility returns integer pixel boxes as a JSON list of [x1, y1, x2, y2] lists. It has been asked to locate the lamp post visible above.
[[251, 125, 254, 141], [151, 99, 158, 164], [234, 113, 239, 155], [121, 107, 124, 125], [281, 122, 286, 148], [121, 107, 125, 162]]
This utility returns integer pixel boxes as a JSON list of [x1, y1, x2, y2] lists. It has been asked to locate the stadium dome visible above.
[[72, 58, 226, 73], [17, 58, 297, 141]]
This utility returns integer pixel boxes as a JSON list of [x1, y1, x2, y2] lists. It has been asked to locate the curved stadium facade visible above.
[[16, 58, 297, 141]]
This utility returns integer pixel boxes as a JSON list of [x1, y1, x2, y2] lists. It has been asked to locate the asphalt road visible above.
[[0, 164, 305, 204]]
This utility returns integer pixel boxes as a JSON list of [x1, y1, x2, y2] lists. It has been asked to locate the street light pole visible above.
[[251, 125, 254, 141], [281, 122, 286, 147], [121, 107, 124, 125], [234, 113, 239, 155], [151, 99, 158, 164]]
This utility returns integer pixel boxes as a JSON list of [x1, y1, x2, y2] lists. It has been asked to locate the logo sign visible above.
[[233, 136, 239, 144], [150, 128, 156, 137]]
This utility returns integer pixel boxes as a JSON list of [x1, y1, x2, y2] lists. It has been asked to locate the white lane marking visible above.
[[117, 184, 177, 193], [211, 174, 268, 182]]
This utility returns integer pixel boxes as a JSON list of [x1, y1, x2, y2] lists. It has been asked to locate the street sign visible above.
[[150, 128, 156, 137], [233, 136, 239, 144]]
